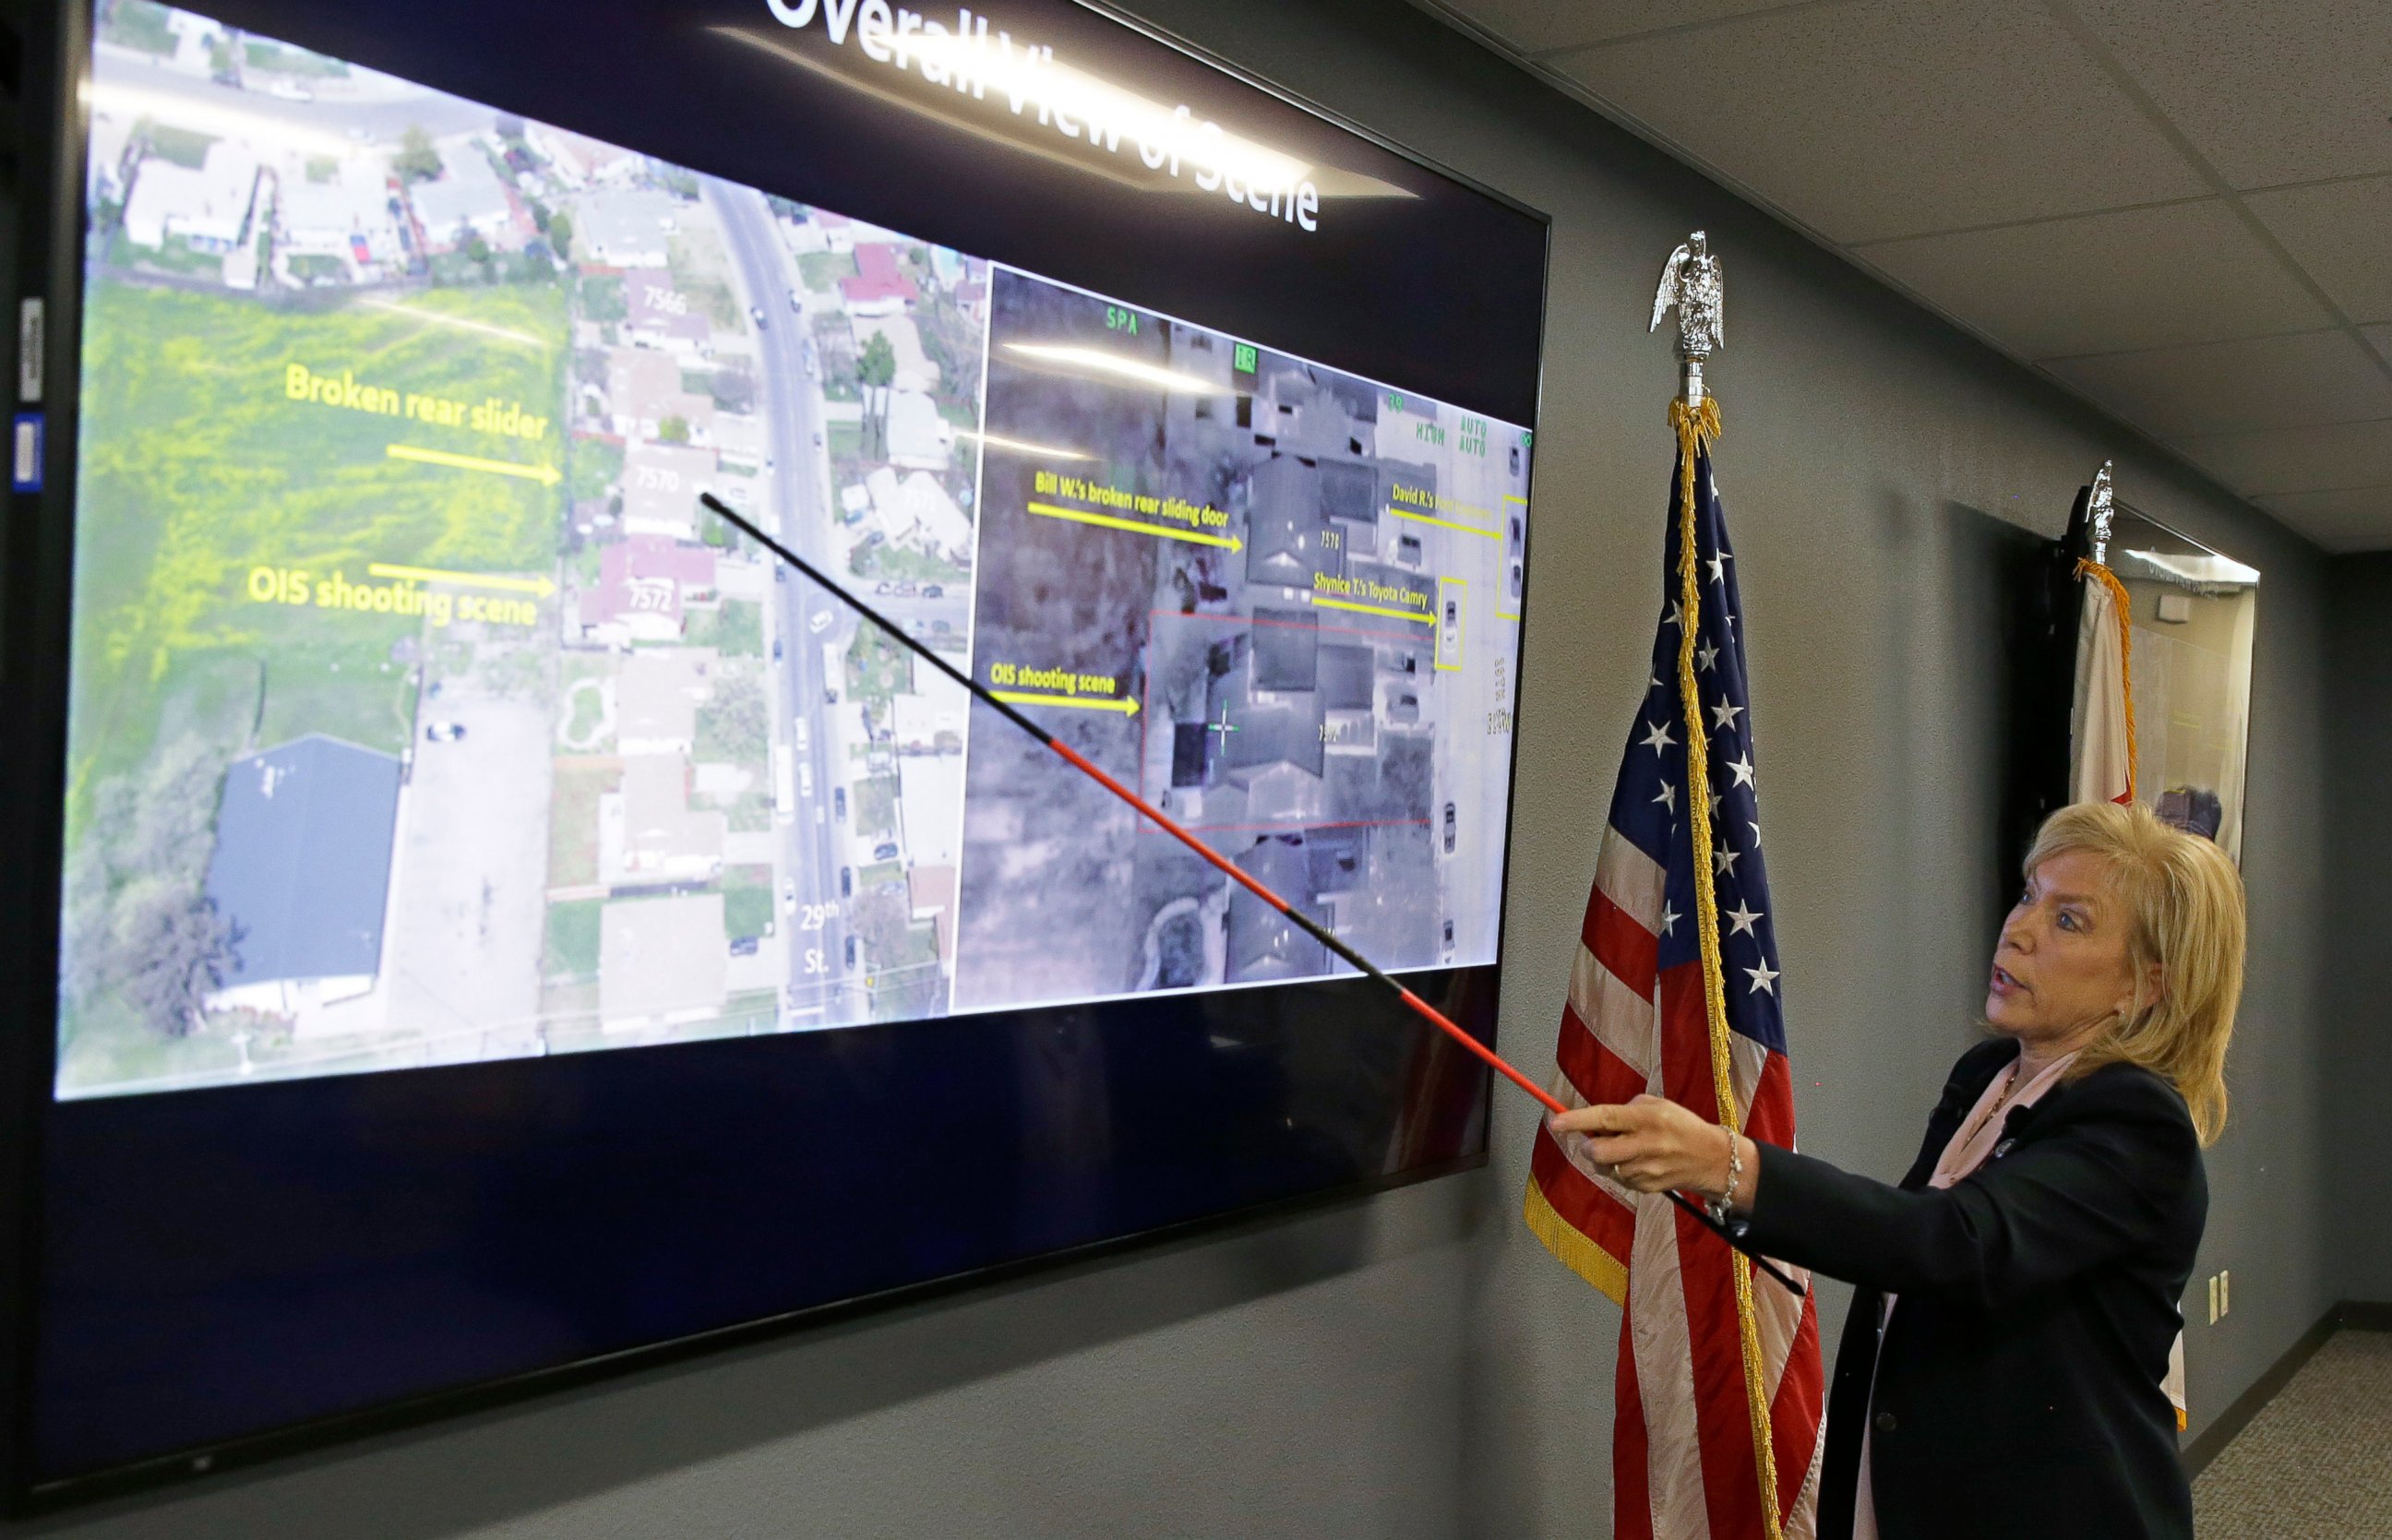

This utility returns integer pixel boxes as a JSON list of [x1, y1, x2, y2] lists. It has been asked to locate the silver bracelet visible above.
[[1707, 1128, 1743, 1224]]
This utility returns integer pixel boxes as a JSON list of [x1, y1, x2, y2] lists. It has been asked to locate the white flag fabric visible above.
[[2069, 565, 2134, 806]]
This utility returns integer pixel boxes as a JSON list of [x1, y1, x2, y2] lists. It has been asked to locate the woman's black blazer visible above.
[[1737, 1037, 2205, 1540]]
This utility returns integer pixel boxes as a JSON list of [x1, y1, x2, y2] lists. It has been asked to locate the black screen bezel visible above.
[[0, 0, 1551, 1511]]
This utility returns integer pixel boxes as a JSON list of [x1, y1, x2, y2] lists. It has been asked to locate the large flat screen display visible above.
[[60, 11, 1530, 1093], [4, 0, 1545, 1507]]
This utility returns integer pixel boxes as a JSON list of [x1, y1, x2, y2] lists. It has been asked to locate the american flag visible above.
[[1524, 419, 1825, 1539]]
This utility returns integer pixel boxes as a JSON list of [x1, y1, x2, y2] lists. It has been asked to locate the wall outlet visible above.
[[2207, 1274, 2219, 1324], [2221, 1270, 2231, 1317]]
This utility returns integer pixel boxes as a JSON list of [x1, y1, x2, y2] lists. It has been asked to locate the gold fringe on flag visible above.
[[2075, 557, 2139, 802], [1668, 395, 1787, 1540]]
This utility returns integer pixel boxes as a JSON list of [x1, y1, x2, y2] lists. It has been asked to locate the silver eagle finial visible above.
[[1650, 231, 1725, 405], [2087, 460, 2115, 566]]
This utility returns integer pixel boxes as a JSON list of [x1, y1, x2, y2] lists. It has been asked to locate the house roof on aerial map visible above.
[[599, 893, 727, 1027], [575, 187, 679, 266], [626, 276, 711, 347], [1246, 456, 1340, 590], [617, 649, 714, 749], [580, 535, 715, 631], [842, 243, 920, 308], [883, 390, 951, 469], [1227, 837, 1326, 983], [204, 734, 401, 987], [412, 143, 514, 237]]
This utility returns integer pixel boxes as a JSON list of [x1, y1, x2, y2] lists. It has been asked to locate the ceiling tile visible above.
[[1551, 0, 2207, 243], [2246, 175, 2392, 325], [2042, 330, 2392, 441], [2176, 419, 2392, 496], [2252, 486, 2392, 554], [1432, 0, 1802, 54], [1860, 201, 2331, 358], [2075, 0, 2392, 188]]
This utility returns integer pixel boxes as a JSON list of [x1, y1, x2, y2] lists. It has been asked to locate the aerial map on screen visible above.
[[56, 2, 1532, 1096]]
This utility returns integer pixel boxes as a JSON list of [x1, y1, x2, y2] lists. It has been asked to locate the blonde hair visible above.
[[2023, 801, 2246, 1144]]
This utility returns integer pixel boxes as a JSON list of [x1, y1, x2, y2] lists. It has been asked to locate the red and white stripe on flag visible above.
[[1525, 824, 1825, 1539]]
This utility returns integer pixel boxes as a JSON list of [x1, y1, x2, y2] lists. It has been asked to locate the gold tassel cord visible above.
[[2075, 558, 2138, 801], [1668, 397, 1788, 1540]]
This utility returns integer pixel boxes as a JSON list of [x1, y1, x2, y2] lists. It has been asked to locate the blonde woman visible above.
[[1556, 801, 2243, 1540]]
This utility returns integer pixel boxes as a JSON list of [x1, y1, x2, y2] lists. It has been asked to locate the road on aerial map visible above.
[[710, 184, 978, 1024], [708, 180, 859, 1026]]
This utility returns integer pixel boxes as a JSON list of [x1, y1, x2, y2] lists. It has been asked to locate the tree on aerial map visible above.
[[857, 330, 896, 459]]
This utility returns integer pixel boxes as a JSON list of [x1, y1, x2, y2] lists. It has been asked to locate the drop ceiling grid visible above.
[[1415, 0, 2392, 549]]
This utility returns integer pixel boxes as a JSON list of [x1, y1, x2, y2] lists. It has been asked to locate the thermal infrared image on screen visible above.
[[951, 269, 1529, 1011], [55, 4, 1530, 1098]]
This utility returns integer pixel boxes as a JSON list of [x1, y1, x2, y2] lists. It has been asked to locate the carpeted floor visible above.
[[2194, 1330, 2392, 1536]]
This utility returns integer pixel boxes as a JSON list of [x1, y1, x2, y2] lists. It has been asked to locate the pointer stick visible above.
[[699, 493, 1802, 1299]]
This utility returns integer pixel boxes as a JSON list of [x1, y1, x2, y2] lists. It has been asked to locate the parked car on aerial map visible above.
[[840, 866, 852, 897], [833, 786, 846, 821], [843, 935, 858, 970], [748, 304, 767, 329], [1443, 801, 1456, 854], [874, 842, 899, 861], [424, 722, 466, 742], [1441, 599, 1460, 657]]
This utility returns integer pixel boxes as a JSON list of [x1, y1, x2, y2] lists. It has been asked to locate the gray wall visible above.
[[2326, 554, 2392, 1303], [13, 1, 2347, 1535]]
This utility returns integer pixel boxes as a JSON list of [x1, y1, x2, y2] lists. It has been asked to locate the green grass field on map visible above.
[[66, 279, 568, 832], [57, 276, 568, 1079]]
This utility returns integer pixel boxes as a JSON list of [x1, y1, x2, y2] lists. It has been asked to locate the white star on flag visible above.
[[1642, 719, 1676, 756], [1714, 841, 1742, 877], [1727, 753, 1756, 788], [1745, 958, 1781, 996], [1725, 900, 1764, 937], [1658, 901, 1679, 937], [1710, 698, 1744, 732], [1654, 781, 1677, 814], [1697, 639, 1720, 672]]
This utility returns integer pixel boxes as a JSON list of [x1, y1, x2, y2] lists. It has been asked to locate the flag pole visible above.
[[1655, 232, 1792, 1537]]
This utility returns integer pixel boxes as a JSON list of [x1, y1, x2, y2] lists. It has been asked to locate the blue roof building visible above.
[[203, 734, 402, 1013]]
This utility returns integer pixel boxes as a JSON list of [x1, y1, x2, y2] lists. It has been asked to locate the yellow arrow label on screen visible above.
[[1387, 506, 1500, 539], [387, 442, 562, 486], [1026, 500, 1241, 552], [368, 562, 557, 598], [1310, 595, 1435, 625], [991, 689, 1141, 716]]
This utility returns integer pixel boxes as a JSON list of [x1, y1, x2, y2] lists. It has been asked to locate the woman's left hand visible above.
[[1550, 1094, 1743, 1202]]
